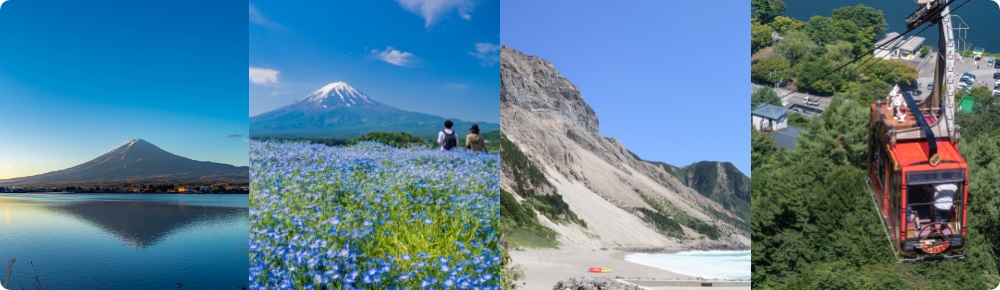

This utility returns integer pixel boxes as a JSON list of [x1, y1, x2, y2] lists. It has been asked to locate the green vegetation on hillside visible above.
[[752, 87, 1000, 289], [352, 132, 427, 147], [498, 133, 586, 249], [639, 193, 720, 240], [627, 150, 751, 235]]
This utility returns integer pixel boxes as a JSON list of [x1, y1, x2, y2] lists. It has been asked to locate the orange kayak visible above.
[[588, 267, 613, 273]]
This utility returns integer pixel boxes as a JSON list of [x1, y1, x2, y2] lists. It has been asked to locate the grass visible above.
[[249, 141, 500, 289], [501, 229, 560, 249]]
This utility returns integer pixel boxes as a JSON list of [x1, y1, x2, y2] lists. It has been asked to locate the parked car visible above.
[[928, 81, 934, 90], [989, 58, 996, 68], [961, 76, 974, 84], [994, 85, 1000, 96], [996, 79, 1000, 87], [995, 61, 1000, 69], [994, 72, 1000, 79]]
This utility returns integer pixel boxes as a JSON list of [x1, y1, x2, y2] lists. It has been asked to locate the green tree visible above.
[[751, 86, 783, 110], [919, 45, 931, 57], [831, 4, 888, 35], [751, 56, 793, 84], [805, 16, 836, 46], [752, 21, 774, 53], [836, 80, 890, 104], [796, 98, 869, 167], [796, 58, 839, 94], [771, 16, 803, 34], [774, 31, 817, 67], [752, 126, 778, 169], [752, 0, 786, 24], [862, 57, 917, 85]]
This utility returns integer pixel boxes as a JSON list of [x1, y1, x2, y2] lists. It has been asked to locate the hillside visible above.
[[499, 45, 749, 250]]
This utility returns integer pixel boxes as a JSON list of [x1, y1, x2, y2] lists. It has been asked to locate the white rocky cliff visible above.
[[500, 45, 749, 250]]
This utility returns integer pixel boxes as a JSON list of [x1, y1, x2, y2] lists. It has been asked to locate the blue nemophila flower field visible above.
[[249, 141, 500, 289]]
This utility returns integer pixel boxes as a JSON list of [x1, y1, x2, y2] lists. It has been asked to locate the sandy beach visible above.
[[509, 246, 693, 290]]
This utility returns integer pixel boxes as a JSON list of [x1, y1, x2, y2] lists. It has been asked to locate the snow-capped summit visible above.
[[291, 82, 389, 110]]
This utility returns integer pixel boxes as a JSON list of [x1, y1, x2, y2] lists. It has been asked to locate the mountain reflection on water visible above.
[[47, 199, 245, 248], [1, 194, 247, 289]]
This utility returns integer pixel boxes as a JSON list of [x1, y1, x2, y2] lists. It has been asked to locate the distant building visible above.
[[873, 32, 925, 60], [898, 36, 926, 59], [200, 186, 213, 193], [874, 32, 902, 59], [752, 104, 801, 150], [752, 104, 788, 132]]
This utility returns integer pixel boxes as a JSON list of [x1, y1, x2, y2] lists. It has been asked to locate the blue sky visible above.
[[0, 0, 248, 180], [500, 0, 751, 176], [249, 0, 500, 125]]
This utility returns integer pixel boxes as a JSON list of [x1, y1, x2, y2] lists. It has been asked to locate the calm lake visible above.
[[624, 251, 750, 280], [0, 194, 247, 289]]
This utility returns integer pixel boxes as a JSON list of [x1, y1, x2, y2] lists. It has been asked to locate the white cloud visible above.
[[249, 4, 280, 29], [396, 0, 476, 28], [468, 42, 500, 66], [2, 164, 10, 170], [249, 67, 280, 86], [445, 83, 467, 90], [371, 47, 417, 67]]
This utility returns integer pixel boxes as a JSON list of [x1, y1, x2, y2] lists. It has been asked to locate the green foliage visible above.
[[524, 193, 587, 228], [498, 133, 586, 248], [774, 31, 817, 67], [796, 99, 869, 167], [500, 189, 560, 249], [831, 4, 888, 36], [920, 46, 931, 57], [640, 194, 721, 240], [752, 21, 774, 54], [499, 133, 551, 197], [752, 56, 793, 84], [482, 130, 501, 152], [771, 16, 803, 35], [751, 87, 783, 110], [352, 132, 427, 148], [636, 207, 685, 239], [500, 246, 526, 290], [752, 126, 778, 169], [752, 0, 786, 24], [861, 57, 918, 85], [787, 112, 811, 128], [250, 136, 351, 147], [836, 80, 891, 104]]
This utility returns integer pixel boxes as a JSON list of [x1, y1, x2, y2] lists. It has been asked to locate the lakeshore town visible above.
[[0, 183, 250, 194]]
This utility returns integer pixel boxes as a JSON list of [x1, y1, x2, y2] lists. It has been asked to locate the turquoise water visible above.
[[782, 0, 1000, 54], [0, 194, 248, 289], [624, 251, 750, 280]]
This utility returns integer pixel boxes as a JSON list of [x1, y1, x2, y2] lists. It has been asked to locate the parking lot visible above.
[[917, 55, 1000, 97]]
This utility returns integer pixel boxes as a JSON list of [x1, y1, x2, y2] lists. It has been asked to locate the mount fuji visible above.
[[250, 82, 499, 139], [0, 139, 248, 187]]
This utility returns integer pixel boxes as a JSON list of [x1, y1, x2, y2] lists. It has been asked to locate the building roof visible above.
[[898, 36, 926, 52], [766, 126, 801, 150], [752, 104, 788, 120], [875, 32, 902, 49]]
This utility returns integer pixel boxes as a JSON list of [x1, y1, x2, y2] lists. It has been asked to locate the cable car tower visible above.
[[865, 0, 969, 263]]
